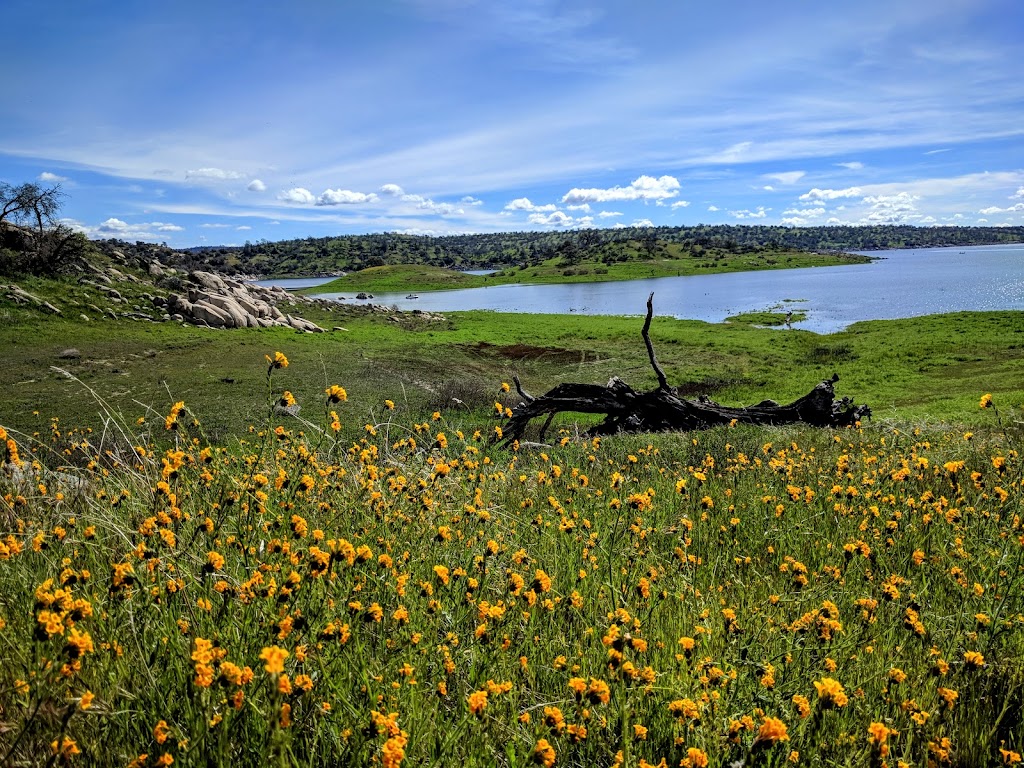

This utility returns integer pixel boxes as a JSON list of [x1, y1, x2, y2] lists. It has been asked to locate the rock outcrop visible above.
[[156, 271, 329, 332]]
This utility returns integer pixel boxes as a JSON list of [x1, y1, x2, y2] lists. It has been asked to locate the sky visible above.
[[1, 0, 1022, 247]]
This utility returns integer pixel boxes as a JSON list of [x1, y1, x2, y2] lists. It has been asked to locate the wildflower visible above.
[[501, 381, 511, 392], [1000, 748, 1022, 765], [754, 716, 789, 746], [384, 399, 395, 410], [980, 393, 993, 409], [51, 737, 81, 759], [260, 645, 289, 674], [154, 720, 171, 744], [164, 401, 185, 431], [532, 739, 556, 767], [266, 351, 289, 369], [279, 391, 296, 407], [468, 689, 488, 716], [791, 694, 811, 718], [79, 690, 95, 710], [586, 678, 611, 705], [964, 650, 985, 669], [813, 677, 848, 708], [326, 385, 348, 403], [937, 687, 958, 708], [683, 748, 709, 768]]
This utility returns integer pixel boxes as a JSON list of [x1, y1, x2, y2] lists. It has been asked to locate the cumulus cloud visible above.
[[782, 207, 825, 217], [728, 207, 769, 219], [97, 218, 129, 232], [186, 167, 246, 180], [379, 185, 464, 216], [632, 219, 654, 227], [561, 174, 681, 204], [670, 200, 691, 208], [837, 162, 864, 170], [38, 171, 68, 183], [278, 187, 317, 204], [765, 171, 806, 185], [781, 217, 807, 226], [707, 205, 719, 211], [799, 187, 862, 201], [380, 183, 405, 196], [528, 211, 575, 227], [598, 211, 623, 218], [200, 223, 232, 228], [316, 188, 378, 205], [460, 196, 483, 206], [87, 217, 182, 240], [236, 225, 252, 230], [565, 203, 591, 212], [504, 197, 557, 212], [861, 193, 920, 224], [1011, 187, 1024, 200], [247, 179, 266, 192], [978, 203, 1024, 215]]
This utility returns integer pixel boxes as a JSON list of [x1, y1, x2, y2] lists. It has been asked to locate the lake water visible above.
[[266, 244, 1024, 334]]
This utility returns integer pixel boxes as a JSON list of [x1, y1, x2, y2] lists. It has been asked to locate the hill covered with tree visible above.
[[105, 224, 1024, 277]]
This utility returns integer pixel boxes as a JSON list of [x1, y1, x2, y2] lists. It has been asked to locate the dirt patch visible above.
[[461, 341, 605, 364]]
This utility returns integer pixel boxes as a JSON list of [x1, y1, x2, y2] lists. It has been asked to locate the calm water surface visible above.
[[274, 244, 1024, 334]]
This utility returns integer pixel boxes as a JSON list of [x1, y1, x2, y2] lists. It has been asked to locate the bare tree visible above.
[[0, 182, 66, 233]]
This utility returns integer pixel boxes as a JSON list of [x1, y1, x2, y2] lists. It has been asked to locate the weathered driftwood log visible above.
[[496, 293, 870, 446]]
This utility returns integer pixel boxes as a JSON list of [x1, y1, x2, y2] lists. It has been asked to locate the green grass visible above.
[[1, 377, 1022, 766], [305, 248, 872, 296], [3, 272, 1024, 444], [724, 311, 808, 327]]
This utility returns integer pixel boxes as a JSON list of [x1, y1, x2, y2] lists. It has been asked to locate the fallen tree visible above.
[[496, 293, 871, 446]]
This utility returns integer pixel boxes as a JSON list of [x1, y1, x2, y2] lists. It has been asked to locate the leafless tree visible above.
[[0, 182, 66, 233]]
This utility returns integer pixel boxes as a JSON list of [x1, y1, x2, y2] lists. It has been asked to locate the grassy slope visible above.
[[3, 272, 1023, 441], [305, 248, 872, 295]]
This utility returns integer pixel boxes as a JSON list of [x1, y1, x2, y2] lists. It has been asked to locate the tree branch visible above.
[[642, 292, 669, 391]]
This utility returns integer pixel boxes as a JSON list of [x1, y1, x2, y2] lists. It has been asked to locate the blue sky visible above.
[[2, 0, 1022, 246]]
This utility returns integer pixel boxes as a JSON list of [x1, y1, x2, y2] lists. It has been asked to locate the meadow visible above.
[[1, 339, 1024, 766], [3, 266, 1024, 767]]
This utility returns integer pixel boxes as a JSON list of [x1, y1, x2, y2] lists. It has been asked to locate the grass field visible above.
[[306, 249, 872, 296], [2, 271, 1024, 766]]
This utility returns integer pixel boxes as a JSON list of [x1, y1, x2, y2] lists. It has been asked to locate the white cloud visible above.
[[598, 210, 622, 218], [799, 187, 862, 201], [186, 167, 246, 180], [247, 179, 266, 192], [978, 203, 1024, 215], [782, 207, 825, 217], [380, 183, 405, 196], [528, 211, 575, 227], [836, 161, 864, 170], [504, 197, 556, 212], [707, 205, 719, 211], [765, 171, 805, 185], [762, 185, 775, 191], [200, 223, 232, 228], [316, 188, 378, 205], [670, 200, 691, 208], [566, 203, 591, 212], [1012, 187, 1024, 200], [98, 217, 128, 232], [85, 217, 181, 240], [38, 171, 68, 183], [236, 225, 252, 230], [278, 187, 317, 204], [561, 174, 680, 203], [632, 218, 654, 227], [860, 192, 920, 224], [780, 216, 806, 226], [461, 196, 483, 205], [728, 207, 769, 219]]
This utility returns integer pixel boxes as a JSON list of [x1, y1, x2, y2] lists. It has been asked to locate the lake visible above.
[[262, 244, 1024, 334]]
